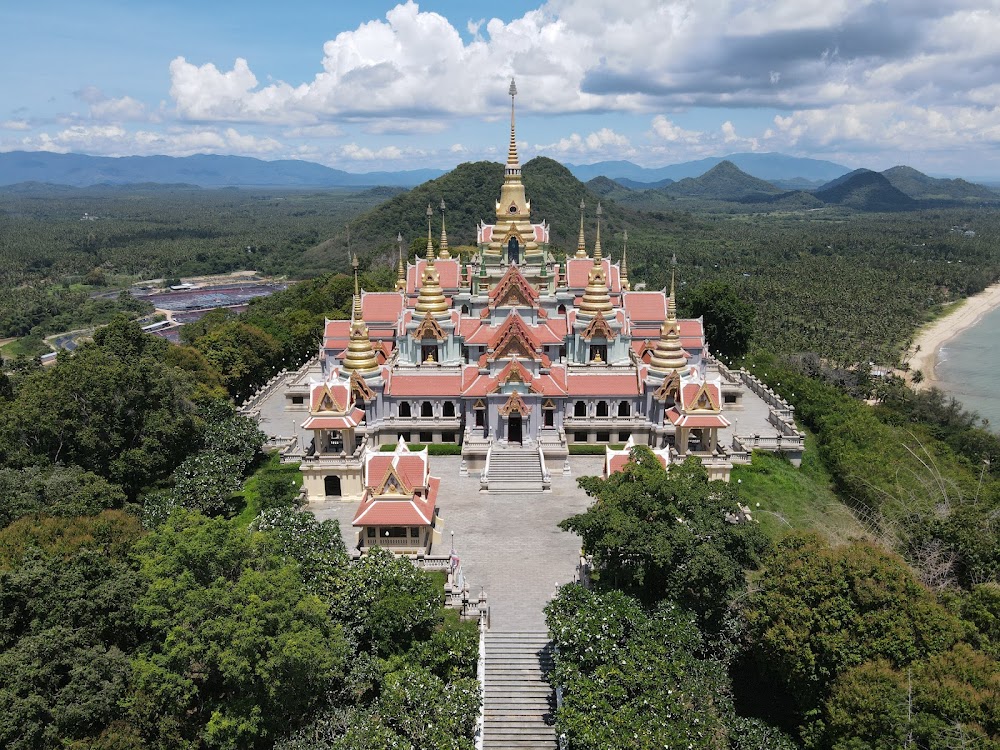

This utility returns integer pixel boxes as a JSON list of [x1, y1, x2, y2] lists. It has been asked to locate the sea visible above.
[[935, 304, 1000, 432]]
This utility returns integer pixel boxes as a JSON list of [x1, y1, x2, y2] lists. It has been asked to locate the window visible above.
[[399, 402, 411, 418], [443, 401, 455, 418], [384, 527, 407, 538], [419, 431, 433, 443], [410, 527, 420, 538], [724, 393, 737, 404], [559, 345, 567, 359], [367, 527, 375, 538], [291, 395, 304, 405], [574, 400, 587, 417], [618, 401, 631, 417], [597, 431, 610, 442], [618, 431, 631, 442], [557, 304, 567, 315], [460, 305, 470, 315], [421, 344, 439, 363], [400, 432, 411, 442], [590, 344, 607, 362], [443, 432, 456, 442], [596, 401, 609, 417], [574, 432, 588, 443], [421, 401, 433, 417]]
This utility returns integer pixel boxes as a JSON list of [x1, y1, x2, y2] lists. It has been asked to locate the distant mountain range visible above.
[[566, 152, 853, 184], [595, 160, 998, 212], [0, 151, 446, 188]]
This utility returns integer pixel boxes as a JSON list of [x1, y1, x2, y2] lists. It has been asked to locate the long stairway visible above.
[[485, 444, 545, 492], [483, 631, 557, 749]]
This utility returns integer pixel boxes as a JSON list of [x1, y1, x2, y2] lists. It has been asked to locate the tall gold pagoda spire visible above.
[[506, 78, 520, 177], [575, 198, 588, 258], [620, 230, 631, 291], [415, 204, 448, 315], [342, 255, 380, 373], [438, 198, 451, 259], [578, 203, 612, 316], [648, 255, 686, 375], [395, 232, 406, 291]]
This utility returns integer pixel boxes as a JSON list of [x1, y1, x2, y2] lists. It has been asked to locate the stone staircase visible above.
[[482, 631, 557, 749], [485, 444, 546, 492]]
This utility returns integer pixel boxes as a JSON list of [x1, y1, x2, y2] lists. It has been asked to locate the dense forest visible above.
[[3, 158, 1000, 748]]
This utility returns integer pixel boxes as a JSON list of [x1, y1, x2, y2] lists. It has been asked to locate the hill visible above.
[[814, 170, 917, 211], [585, 176, 635, 201], [662, 160, 783, 201], [881, 165, 998, 201], [0, 150, 445, 188], [566, 152, 850, 183], [305, 157, 696, 270], [613, 177, 675, 190]]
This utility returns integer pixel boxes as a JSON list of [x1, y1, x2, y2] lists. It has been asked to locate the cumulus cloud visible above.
[[339, 143, 410, 161], [13, 124, 284, 158], [0, 120, 31, 131], [535, 127, 635, 159]]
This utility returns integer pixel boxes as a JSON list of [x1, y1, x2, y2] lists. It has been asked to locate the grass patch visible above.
[[1, 336, 50, 359], [731, 432, 870, 545], [233, 452, 302, 526]]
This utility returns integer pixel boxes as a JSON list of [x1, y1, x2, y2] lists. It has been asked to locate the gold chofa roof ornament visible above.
[[342, 255, 380, 374], [648, 261, 687, 375], [577, 203, 613, 316], [438, 199, 451, 259], [414, 203, 449, 315]]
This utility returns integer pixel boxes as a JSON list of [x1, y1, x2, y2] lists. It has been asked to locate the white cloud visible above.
[[14, 124, 285, 158], [535, 127, 635, 159], [0, 120, 31, 131], [650, 116, 702, 144], [339, 142, 408, 161], [90, 96, 149, 122]]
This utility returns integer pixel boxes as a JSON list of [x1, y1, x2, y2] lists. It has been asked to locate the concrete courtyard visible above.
[[309, 455, 604, 631]]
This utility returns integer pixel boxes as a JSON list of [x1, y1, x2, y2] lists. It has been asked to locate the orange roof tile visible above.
[[388, 371, 464, 397], [361, 292, 405, 323], [566, 371, 641, 396]]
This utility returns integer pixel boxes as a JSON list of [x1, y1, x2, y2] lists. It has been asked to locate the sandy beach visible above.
[[909, 282, 1000, 388]]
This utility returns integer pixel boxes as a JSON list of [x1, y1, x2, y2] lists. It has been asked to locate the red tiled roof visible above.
[[566, 371, 641, 396], [681, 382, 721, 410], [353, 494, 436, 526], [622, 292, 668, 322], [388, 370, 464, 397], [488, 265, 539, 305], [310, 381, 351, 411], [405, 259, 462, 293], [608, 452, 668, 474], [565, 258, 596, 288], [366, 453, 427, 491], [362, 292, 405, 323], [302, 407, 365, 430], [666, 407, 730, 428]]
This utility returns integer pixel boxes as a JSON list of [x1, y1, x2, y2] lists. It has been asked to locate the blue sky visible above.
[[3, 1, 1000, 178]]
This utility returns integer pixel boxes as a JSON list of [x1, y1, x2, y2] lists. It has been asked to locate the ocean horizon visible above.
[[935, 303, 1000, 432]]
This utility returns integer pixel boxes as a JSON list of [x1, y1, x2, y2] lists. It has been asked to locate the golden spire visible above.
[[438, 198, 451, 259], [425, 203, 435, 261], [578, 203, 612, 316], [506, 78, 520, 177], [415, 205, 448, 315], [575, 198, 588, 258], [395, 232, 406, 291], [342, 255, 379, 373], [648, 255, 686, 375], [620, 229, 631, 291], [593, 202, 603, 262]]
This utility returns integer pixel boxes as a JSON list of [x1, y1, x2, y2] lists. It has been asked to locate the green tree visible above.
[[0, 466, 127, 529], [561, 449, 770, 631], [685, 280, 756, 359]]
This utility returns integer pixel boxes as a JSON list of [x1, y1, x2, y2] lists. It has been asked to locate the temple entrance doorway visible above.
[[508, 415, 522, 445]]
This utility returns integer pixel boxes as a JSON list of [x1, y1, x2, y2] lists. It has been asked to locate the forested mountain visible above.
[[0, 151, 445, 188], [882, 165, 999, 201], [814, 170, 918, 211], [613, 176, 675, 190], [661, 161, 784, 200], [585, 175, 635, 201], [566, 152, 851, 183]]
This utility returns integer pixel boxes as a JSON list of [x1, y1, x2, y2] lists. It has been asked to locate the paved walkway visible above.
[[309, 455, 602, 631]]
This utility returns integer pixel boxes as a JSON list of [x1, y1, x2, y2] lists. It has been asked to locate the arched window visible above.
[[557, 304, 567, 315], [596, 401, 609, 417], [574, 400, 587, 417], [618, 401, 631, 417], [324, 476, 341, 497], [507, 236, 520, 264], [421, 401, 433, 417], [399, 402, 411, 418], [460, 305, 470, 315], [443, 402, 456, 418]]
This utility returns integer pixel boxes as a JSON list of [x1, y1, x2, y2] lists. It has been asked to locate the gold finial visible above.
[[507, 78, 520, 173], [648, 254, 685, 375], [438, 198, 450, 259], [425, 204, 435, 261], [575, 198, 587, 258], [396, 232, 406, 291], [342, 254, 379, 373], [593, 203, 603, 263], [620, 230, 631, 291]]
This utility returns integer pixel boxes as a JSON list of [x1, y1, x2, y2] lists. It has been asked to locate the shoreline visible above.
[[909, 282, 1000, 389]]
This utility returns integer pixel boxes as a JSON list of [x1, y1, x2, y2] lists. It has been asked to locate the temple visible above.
[[282, 79, 758, 533]]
